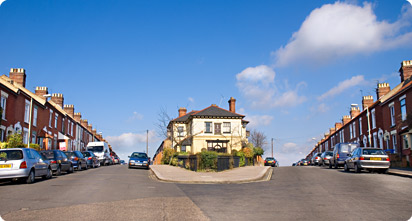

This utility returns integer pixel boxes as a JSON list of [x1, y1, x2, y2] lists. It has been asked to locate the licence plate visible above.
[[0, 164, 11, 168], [137, 163, 142, 166], [370, 157, 381, 161], [268, 161, 273, 163]]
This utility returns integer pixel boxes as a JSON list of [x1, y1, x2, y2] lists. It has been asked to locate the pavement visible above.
[[388, 167, 412, 178], [150, 165, 272, 184]]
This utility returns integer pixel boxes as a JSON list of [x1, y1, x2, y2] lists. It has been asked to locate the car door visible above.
[[31, 149, 47, 176], [349, 149, 359, 169]]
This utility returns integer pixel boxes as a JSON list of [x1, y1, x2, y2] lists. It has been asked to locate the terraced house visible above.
[[0, 68, 112, 152], [167, 97, 249, 154], [308, 60, 412, 167]]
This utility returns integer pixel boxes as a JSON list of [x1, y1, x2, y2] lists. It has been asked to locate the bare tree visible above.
[[249, 129, 267, 149], [156, 107, 173, 139]]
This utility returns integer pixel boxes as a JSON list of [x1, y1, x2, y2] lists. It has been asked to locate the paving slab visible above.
[[150, 165, 272, 184]]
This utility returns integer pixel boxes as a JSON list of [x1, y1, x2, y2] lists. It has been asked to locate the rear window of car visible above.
[[88, 146, 103, 152], [362, 149, 386, 155], [64, 152, 75, 158], [40, 151, 55, 160], [0, 150, 24, 160], [340, 144, 352, 153], [266, 158, 274, 160], [82, 152, 91, 157], [131, 153, 147, 158], [325, 152, 333, 156]]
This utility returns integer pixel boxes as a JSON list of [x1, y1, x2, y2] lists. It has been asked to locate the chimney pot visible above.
[[178, 107, 187, 118], [228, 97, 236, 113]]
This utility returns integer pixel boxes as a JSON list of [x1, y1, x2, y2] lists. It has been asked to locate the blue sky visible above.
[[1, 0, 411, 165]]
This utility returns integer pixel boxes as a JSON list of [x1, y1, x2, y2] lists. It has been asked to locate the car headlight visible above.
[[143, 161, 148, 164], [129, 160, 135, 163]]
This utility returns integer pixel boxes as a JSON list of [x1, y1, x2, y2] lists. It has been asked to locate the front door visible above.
[[214, 123, 221, 135]]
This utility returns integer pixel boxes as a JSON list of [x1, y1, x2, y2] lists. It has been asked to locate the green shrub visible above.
[[236, 150, 246, 167], [162, 147, 175, 164], [178, 151, 189, 155], [7, 132, 25, 148], [171, 157, 178, 166], [29, 143, 40, 151], [198, 151, 218, 171], [253, 147, 264, 157]]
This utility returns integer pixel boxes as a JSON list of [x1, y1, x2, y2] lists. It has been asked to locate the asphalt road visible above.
[[0, 165, 411, 221]]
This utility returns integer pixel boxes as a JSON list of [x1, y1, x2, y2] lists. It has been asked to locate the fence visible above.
[[177, 155, 241, 172]]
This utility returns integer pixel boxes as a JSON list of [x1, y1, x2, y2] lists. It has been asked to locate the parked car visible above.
[[299, 159, 308, 166], [320, 151, 333, 166], [120, 160, 126, 165], [264, 157, 279, 167], [82, 151, 100, 168], [63, 151, 87, 171], [86, 142, 111, 166], [329, 143, 359, 169], [40, 150, 74, 175], [344, 147, 390, 173], [311, 153, 322, 166], [292, 163, 297, 166], [128, 152, 150, 169], [0, 148, 52, 184], [114, 157, 120, 164]]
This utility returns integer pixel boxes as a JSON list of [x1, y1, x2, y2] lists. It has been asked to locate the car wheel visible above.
[[354, 164, 361, 173], [329, 163, 332, 169], [381, 169, 388, 174], [56, 165, 62, 176], [68, 164, 74, 173], [334, 161, 338, 169], [78, 163, 82, 171], [344, 163, 349, 172], [26, 170, 35, 184], [84, 163, 88, 170], [43, 167, 52, 179]]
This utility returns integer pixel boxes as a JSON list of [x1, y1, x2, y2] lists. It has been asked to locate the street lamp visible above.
[[28, 94, 52, 148]]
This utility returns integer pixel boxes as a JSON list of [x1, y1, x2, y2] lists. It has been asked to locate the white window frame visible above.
[[371, 109, 376, 129], [373, 132, 378, 148], [349, 124, 353, 139], [33, 106, 38, 127], [399, 95, 407, 121], [359, 117, 362, 135], [177, 126, 184, 137], [23, 128, 29, 145], [24, 100, 30, 123], [389, 102, 395, 127], [49, 110, 53, 127], [1, 91, 8, 120], [55, 113, 58, 129], [223, 122, 231, 133]]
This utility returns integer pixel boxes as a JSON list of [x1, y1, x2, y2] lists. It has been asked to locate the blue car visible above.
[[128, 152, 149, 169]]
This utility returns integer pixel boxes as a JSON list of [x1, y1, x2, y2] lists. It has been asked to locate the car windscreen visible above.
[[88, 146, 103, 152], [131, 153, 147, 158], [362, 149, 386, 155], [325, 152, 333, 156], [40, 151, 55, 160], [82, 152, 91, 157], [0, 150, 23, 161]]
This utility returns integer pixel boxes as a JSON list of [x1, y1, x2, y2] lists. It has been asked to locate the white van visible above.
[[86, 142, 111, 166]]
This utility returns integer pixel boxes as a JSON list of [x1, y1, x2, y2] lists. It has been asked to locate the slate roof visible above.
[[171, 105, 245, 123]]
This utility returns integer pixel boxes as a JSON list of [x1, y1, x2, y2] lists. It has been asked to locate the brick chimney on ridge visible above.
[[377, 83, 391, 99], [350, 107, 360, 119], [362, 96, 374, 111], [335, 122, 343, 131], [342, 115, 351, 125], [400, 60, 412, 82], [9, 68, 26, 87], [74, 113, 82, 122], [51, 93, 64, 108], [35, 87, 49, 97], [228, 97, 236, 113], [64, 105, 74, 118], [178, 107, 187, 117]]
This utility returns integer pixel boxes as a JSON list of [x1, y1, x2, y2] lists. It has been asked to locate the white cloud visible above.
[[274, 2, 412, 66], [128, 111, 143, 122], [188, 97, 194, 103], [318, 75, 365, 100], [236, 65, 306, 109], [245, 114, 274, 128], [106, 131, 159, 160], [0, 0, 6, 7]]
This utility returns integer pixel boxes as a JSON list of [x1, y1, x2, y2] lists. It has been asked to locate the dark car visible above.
[[40, 150, 74, 175], [128, 152, 149, 169], [82, 151, 100, 168], [64, 151, 87, 171], [329, 143, 359, 169], [264, 157, 278, 167], [344, 147, 390, 173]]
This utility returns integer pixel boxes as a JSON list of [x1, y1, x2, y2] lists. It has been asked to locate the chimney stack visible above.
[[335, 122, 343, 131], [400, 60, 412, 82], [92, 129, 97, 136], [87, 124, 93, 132], [51, 93, 64, 108], [35, 87, 49, 97], [228, 97, 236, 113], [350, 107, 360, 119], [74, 113, 82, 122], [9, 68, 26, 87], [178, 107, 187, 117], [377, 83, 391, 99], [80, 119, 88, 128], [342, 115, 351, 125], [64, 105, 74, 118], [362, 96, 374, 111], [330, 127, 336, 135]]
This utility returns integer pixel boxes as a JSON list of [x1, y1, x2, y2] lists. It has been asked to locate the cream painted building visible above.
[[167, 98, 249, 154]]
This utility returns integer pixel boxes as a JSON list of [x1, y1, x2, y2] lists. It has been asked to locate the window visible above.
[[392, 134, 397, 153], [33, 106, 38, 127], [403, 135, 409, 149], [62, 117, 65, 133], [181, 145, 186, 152], [205, 122, 212, 133], [349, 124, 353, 139], [0, 91, 7, 120], [49, 110, 53, 127], [23, 130, 29, 145], [400, 98, 407, 121], [359, 118, 362, 135], [390, 104, 395, 126], [55, 113, 58, 129], [214, 123, 221, 135], [71, 122, 74, 136], [31, 132, 36, 144], [371, 109, 376, 129], [352, 122, 356, 138], [223, 122, 231, 133], [24, 100, 30, 123], [177, 126, 184, 137], [0, 128, 4, 142], [373, 133, 378, 148]]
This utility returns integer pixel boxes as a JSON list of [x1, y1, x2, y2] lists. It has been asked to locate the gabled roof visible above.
[[170, 105, 245, 124], [0, 75, 47, 106]]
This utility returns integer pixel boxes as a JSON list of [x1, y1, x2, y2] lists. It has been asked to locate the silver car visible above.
[[0, 148, 52, 184], [344, 147, 390, 173], [320, 151, 333, 166]]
